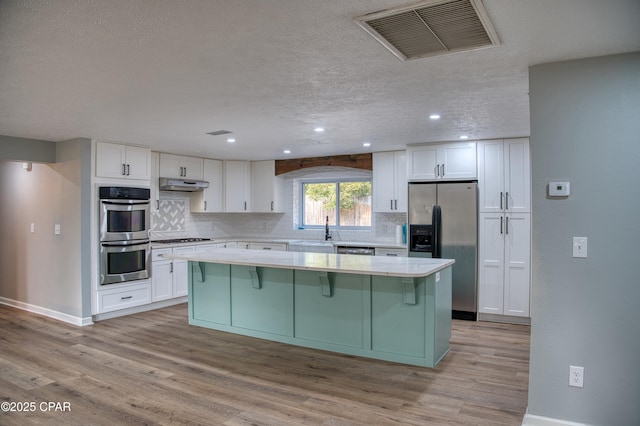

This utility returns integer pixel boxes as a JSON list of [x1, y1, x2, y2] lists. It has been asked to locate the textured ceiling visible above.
[[1, 0, 639, 161]]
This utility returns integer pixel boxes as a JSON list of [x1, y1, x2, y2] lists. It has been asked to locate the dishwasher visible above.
[[336, 246, 375, 256]]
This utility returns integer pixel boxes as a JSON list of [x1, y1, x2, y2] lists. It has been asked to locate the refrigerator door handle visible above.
[[432, 205, 442, 258]]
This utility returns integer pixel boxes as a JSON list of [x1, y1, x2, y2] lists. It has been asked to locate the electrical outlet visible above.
[[569, 365, 584, 388], [573, 237, 587, 258]]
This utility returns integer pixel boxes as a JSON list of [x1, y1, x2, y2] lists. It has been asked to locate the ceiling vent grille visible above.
[[354, 0, 499, 61], [206, 130, 233, 136]]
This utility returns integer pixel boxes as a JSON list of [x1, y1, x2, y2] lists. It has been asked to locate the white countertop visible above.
[[166, 248, 453, 278], [151, 237, 406, 250]]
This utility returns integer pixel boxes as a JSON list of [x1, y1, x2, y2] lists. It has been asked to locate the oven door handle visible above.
[[101, 240, 150, 247], [101, 199, 150, 205]]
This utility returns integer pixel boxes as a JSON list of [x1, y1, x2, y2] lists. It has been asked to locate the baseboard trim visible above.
[[479, 312, 531, 325], [522, 411, 590, 426], [0, 297, 93, 326], [92, 297, 187, 321]]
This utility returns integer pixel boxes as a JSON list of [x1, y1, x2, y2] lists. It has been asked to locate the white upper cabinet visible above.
[[150, 152, 160, 212], [159, 153, 203, 180], [406, 142, 476, 181], [251, 160, 285, 213], [96, 141, 150, 180], [372, 151, 407, 212], [223, 160, 251, 212], [477, 138, 530, 213], [190, 159, 223, 213]]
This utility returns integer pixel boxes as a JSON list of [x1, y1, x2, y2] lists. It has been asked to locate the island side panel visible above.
[[371, 276, 426, 360], [293, 270, 370, 349], [230, 265, 294, 337], [189, 262, 231, 326], [431, 266, 452, 365]]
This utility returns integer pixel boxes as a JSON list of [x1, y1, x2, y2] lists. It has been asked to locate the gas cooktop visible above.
[[152, 238, 212, 244]]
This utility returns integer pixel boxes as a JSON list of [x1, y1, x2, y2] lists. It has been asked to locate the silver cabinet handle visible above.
[[126, 164, 130, 176], [263, 247, 272, 250], [156, 200, 159, 210], [500, 216, 503, 234], [170, 263, 173, 273], [386, 253, 398, 257], [394, 199, 398, 210], [390, 200, 393, 210], [505, 192, 509, 210], [436, 164, 440, 177], [244, 201, 247, 211], [505, 216, 509, 234], [122, 164, 126, 176], [500, 192, 503, 210], [271, 201, 274, 211], [204, 201, 207, 211], [441, 163, 445, 177], [121, 295, 133, 300]]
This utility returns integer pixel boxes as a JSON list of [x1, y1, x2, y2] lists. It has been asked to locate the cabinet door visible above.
[[96, 142, 126, 178], [504, 138, 531, 213], [172, 246, 195, 297], [190, 159, 223, 212], [504, 213, 530, 317], [152, 260, 173, 301], [124, 146, 150, 180], [477, 140, 504, 213], [159, 154, 182, 178], [251, 160, 283, 212], [224, 161, 250, 212], [150, 152, 160, 212], [478, 213, 505, 314], [440, 142, 477, 179], [181, 156, 203, 180], [393, 150, 407, 211], [406, 145, 438, 181], [372, 152, 396, 212]]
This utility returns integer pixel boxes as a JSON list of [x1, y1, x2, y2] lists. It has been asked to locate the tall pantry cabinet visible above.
[[477, 138, 531, 318]]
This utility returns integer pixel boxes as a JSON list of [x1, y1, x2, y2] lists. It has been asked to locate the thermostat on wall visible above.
[[549, 181, 570, 197]]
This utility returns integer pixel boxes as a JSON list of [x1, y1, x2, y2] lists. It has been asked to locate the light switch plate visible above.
[[54, 224, 61, 235], [573, 237, 587, 258]]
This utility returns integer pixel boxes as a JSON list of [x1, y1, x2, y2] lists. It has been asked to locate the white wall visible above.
[[0, 138, 92, 324], [528, 52, 640, 425]]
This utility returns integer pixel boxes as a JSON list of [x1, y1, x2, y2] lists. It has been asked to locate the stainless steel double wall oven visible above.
[[99, 186, 151, 285]]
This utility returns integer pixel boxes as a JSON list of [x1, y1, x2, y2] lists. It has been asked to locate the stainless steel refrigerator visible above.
[[408, 182, 478, 320]]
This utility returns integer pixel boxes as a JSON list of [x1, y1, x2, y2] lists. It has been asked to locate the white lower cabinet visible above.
[[151, 246, 195, 302], [98, 281, 151, 313], [375, 247, 407, 257], [478, 213, 531, 317]]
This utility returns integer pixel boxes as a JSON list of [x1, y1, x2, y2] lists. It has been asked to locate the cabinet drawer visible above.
[[173, 245, 196, 255], [247, 243, 287, 251], [98, 283, 151, 313], [375, 248, 407, 257], [152, 247, 172, 261]]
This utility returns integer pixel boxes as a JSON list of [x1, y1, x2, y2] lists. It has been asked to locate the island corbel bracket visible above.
[[402, 277, 416, 305], [317, 271, 332, 297], [248, 266, 261, 289], [193, 262, 205, 282]]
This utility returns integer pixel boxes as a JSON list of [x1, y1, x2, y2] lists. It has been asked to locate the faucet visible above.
[[325, 215, 332, 241]]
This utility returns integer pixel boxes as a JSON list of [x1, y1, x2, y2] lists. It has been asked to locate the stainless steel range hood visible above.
[[159, 177, 209, 192]]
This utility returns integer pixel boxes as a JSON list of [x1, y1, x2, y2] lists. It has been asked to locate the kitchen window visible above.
[[300, 179, 372, 229]]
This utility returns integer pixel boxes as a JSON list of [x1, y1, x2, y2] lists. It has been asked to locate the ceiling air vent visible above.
[[206, 130, 233, 136], [354, 0, 499, 61]]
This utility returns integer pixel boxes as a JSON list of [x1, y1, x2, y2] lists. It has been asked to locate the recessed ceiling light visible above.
[[283, 149, 291, 154], [314, 127, 325, 133], [459, 135, 469, 140], [429, 114, 440, 120], [363, 142, 371, 147], [227, 138, 236, 143]]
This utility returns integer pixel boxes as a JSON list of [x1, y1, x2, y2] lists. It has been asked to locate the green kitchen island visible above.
[[169, 248, 454, 368]]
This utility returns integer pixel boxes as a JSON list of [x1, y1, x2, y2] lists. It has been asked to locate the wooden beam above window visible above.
[[275, 153, 372, 176]]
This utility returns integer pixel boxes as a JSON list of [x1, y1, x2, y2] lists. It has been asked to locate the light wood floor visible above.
[[0, 304, 530, 425]]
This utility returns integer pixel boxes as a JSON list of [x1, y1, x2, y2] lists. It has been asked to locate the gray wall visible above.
[[0, 135, 56, 162], [0, 138, 92, 321], [528, 52, 640, 425]]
